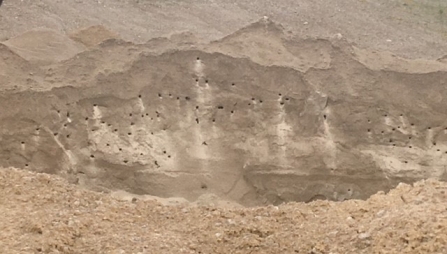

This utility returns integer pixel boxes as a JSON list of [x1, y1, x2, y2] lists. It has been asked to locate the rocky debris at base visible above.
[[0, 168, 446, 254]]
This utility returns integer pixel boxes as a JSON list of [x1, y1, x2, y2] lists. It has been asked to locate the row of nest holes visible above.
[[371, 115, 447, 129], [367, 125, 438, 130], [89, 154, 165, 167], [368, 126, 446, 136], [54, 92, 293, 126], [140, 93, 290, 104], [91, 148, 171, 157], [388, 139, 441, 149]]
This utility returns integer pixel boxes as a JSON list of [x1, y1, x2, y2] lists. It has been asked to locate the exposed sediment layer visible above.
[[1, 19, 447, 206]]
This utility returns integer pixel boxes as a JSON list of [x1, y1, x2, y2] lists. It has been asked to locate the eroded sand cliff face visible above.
[[1, 19, 447, 206]]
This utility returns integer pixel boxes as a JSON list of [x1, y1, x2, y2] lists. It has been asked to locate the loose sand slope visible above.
[[1, 0, 447, 59], [1, 168, 446, 254]]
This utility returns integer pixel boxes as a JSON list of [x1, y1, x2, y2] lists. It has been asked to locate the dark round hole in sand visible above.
[[197, 57, 200, 60], [201, 184, 208, 189], [128, 132, 132, 135], [185, 96, 190, 100], [90, 155, 95, 158], [85, 117, 89, 121], [54, 133, 58, 136], [21, 141, 25, 144], [138, 95, 142, 98], [231, 83, 235, 86]]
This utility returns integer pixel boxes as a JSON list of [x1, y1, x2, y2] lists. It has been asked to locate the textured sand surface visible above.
[[1, 168, 447, 254], [1, 0, 447, 253], [1, 0, 447, 59]]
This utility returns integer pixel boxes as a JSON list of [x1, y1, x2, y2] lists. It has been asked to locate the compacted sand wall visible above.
[[2, 20, 447, 206]]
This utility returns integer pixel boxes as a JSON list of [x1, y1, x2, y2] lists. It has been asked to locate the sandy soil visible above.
[[1, 168, 446, 254], [0, 0, 447, 59], [1, 1, 447, 253]]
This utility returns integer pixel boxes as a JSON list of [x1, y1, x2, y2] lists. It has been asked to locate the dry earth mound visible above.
[[2, 28, 86, 64], [1, 168, 446, 253], [2, 19, 447, 206], [69, 26, 119, 48]]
